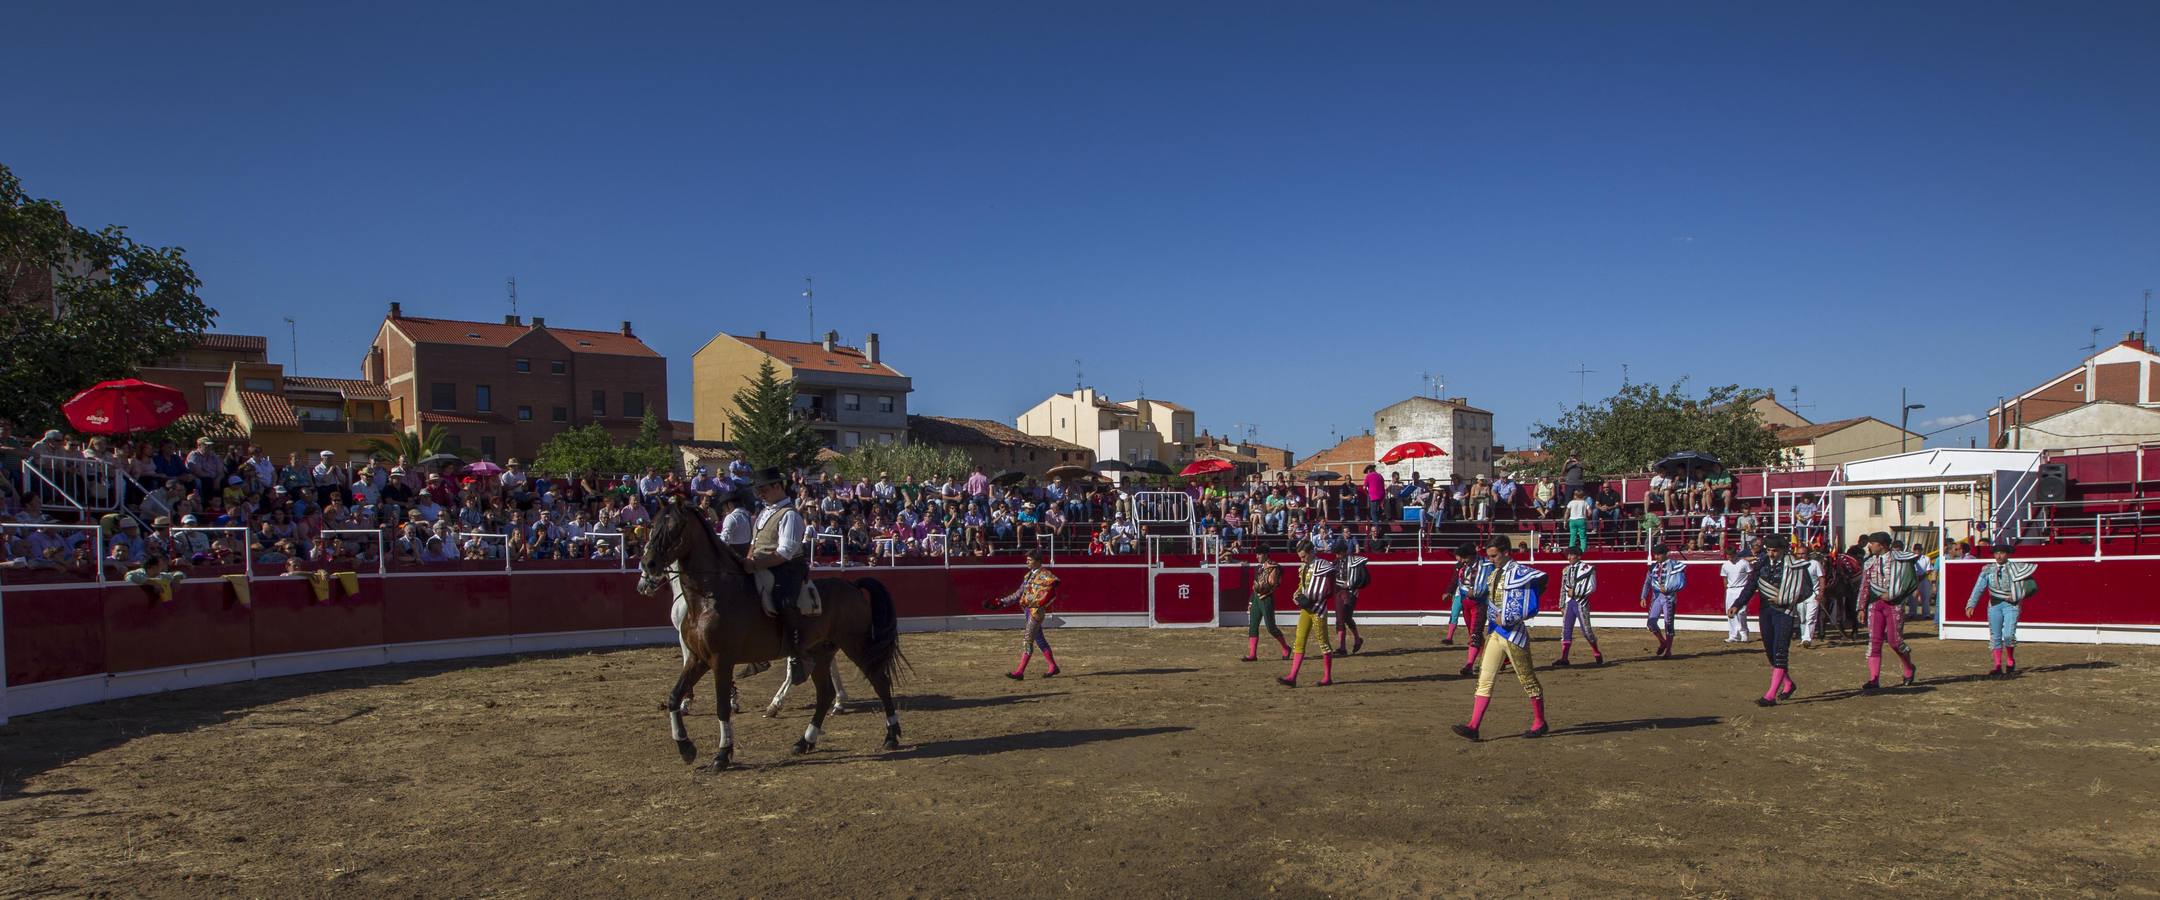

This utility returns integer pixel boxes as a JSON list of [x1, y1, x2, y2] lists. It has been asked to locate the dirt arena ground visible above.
[[4, 624, 2158, 898]]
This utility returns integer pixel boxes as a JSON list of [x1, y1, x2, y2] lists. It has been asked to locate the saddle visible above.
[[753, 569, 824, 618]]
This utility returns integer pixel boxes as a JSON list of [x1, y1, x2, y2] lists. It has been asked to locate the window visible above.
[[243, 377, 276, 392], [517, 406, 533, 421], [624, 392, 646, 418], [843, 431, 861, 448], [591, 390, 606, 418], [878, 395, 895, 414], [551, 406, 567, 423], [475, 385, 493, 412], [430, 382, 456, 410], [205, 386, 223, 410], [1059, 417, 1066, 429], [446, 433, 461, 449], [515, 358, 531, 373], [1870, 496, 1884, 515], [877, 432, 894, 445], [842, 393, 861, 412], [480, 436, 497, 459], [1912, 493, 1928, 514], [550, 360, 567, 375]]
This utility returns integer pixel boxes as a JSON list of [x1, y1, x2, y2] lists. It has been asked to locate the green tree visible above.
[[1525, 381, 1787, 479], [725, 359, 824, 473], [531, 423, 674, 477], [0, 164, 216, 428], [359, 426, 477, 463], [826, 442, 974, 483]]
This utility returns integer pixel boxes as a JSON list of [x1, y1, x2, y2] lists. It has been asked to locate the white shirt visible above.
[[720, 507, 753, 546], [1565, 498, 1592, 520], [755, 502, 806, 561], [1700, 514, 1724, 532], [1720, 559, 1754, 600]]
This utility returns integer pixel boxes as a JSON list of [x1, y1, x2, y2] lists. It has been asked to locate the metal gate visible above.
[[1149, 565, 1218, 627]]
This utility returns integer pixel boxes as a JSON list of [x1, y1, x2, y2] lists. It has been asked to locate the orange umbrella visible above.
[[1379, 441, 1446, 465], [1179, 458, 1235, 477]]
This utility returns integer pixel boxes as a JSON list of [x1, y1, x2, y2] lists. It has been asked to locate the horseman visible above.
[[747, 466, 810, 685]]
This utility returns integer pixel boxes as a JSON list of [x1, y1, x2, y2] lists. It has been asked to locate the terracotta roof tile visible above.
[[910, 416, 1088, 452], [1296, 435, 1374, 470], [235, 390, 297, 429], [194, 333, 267, 353], [283, 376, 391, 400], [735, 336, 903, 378], [388, 316, 660, 358], [1774, 416, 1878, 446], [419, 411, 507, 426]]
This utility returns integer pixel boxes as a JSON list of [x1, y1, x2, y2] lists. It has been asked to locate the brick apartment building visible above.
[[1989, 332, 2160, 451], [365, 303, 667, 462]]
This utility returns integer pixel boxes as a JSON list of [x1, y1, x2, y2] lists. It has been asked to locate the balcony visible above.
[[300, 419, 396, 435]]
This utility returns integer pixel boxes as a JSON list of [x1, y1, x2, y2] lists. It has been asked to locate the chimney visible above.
[[822, 330, 838, 352], [531, 316, 545, 328], [756, 330, 767, 339], [621, 320, 634, 337], [388, 301, 402, 319], [865, 332, 881, 364], [505, 314, 521, 326]]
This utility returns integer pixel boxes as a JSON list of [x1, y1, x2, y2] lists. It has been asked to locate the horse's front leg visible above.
[[706, 664, 736, 772], [793, 652, 839, 755], [664, 658, 708, 764]]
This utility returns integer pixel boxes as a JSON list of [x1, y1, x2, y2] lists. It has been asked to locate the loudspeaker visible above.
[[2036, 463, 2068, 505]]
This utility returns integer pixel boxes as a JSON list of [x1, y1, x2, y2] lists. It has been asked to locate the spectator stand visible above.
[[0, 522, 106, 584]]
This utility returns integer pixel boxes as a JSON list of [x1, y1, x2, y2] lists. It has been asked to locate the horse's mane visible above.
[[661, 501, 747, 602]]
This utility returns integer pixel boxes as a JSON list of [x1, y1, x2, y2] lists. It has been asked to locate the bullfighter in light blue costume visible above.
[[1639, 544, 1687, 658], [1451, 535, 1550, 741], [1965, 544, 2038, 678]]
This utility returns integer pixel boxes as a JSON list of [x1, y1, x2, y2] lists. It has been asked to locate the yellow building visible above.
[[216, 362, 395, 461], [1776, 416, 1923, 469], [1014, 388, 1197, 467], [692, 330, 911, 449]]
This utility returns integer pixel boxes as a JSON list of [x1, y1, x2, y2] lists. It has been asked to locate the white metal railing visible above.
[[1996, 453, 2045, 543], [167, 525, 253, 584], [317, 527, 388, 576], [0, 522, 106, 583], [1130, 491, 1195, 532]]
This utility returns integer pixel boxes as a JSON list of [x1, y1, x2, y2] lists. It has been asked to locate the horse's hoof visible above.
[[829, 703, 846, 715], [701, 749, 733, 772], [676, 740, 698, 764], [762, 706, 780, 719], [883, 727, 902, 751], [791, 739, 815, 756]]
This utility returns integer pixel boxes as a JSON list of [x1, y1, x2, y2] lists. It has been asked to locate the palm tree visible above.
[[359, 425, 479, 462]]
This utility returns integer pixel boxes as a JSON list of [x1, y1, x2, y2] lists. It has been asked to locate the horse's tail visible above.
[[854, 577, 910, 685]]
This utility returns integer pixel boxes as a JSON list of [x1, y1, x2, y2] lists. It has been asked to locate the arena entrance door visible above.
[[1145, 533, 1219, 628]]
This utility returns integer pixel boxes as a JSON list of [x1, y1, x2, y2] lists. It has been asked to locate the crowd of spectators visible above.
[[1, 421, 1859, 580]]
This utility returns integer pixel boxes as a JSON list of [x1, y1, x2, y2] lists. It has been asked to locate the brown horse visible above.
[[636, 499, 904, 770]]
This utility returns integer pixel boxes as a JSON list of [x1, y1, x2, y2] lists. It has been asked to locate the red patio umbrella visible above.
[[61, 378, 189, 435], [1179, 458, 1236, 477], [1379, 441, 1447, 465]]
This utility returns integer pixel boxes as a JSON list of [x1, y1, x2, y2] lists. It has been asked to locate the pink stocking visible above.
[[1246, 637, 1260, 658], [1467, 694, 1491, 729], [1529, 696, 1546, 730], [1867, 653, 1882, 682]]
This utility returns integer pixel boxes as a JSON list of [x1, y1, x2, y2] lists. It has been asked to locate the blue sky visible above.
[[8, 2, 2157, 457]]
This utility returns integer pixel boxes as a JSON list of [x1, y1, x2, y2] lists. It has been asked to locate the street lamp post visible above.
[[1901, 389, 1925, 454], [1901, 389, 1926, 529]]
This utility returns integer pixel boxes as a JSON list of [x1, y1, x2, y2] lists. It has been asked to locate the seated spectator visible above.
[[1698, 511, 1725, 551], [1646, 471, 1671, 511]]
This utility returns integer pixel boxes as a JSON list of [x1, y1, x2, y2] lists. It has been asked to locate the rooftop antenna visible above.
[[1137, 379, 1145, 400], [2144, 289, 2152, 347], [803, 276, 815, 342], [506, 276, 517, 318], [282, 316, 298, 376], [1789, 384, 1816, 418], [1074, 359, 1084, 392], [1620, 363, 1630, 386], [2084, 325, 2102, 355], [1570, 362, 1596, 405]]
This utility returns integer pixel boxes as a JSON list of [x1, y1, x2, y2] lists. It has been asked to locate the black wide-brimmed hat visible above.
[[749, 466, 788, 488]]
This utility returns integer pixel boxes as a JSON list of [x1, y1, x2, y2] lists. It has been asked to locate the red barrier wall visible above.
[[10, 555, 2160, 706]]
